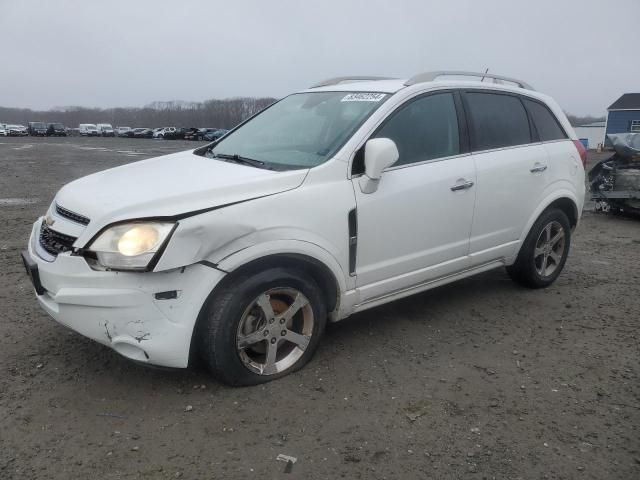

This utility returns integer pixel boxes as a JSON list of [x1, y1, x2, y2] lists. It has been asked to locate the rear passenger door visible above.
[[463, 91, 551, 265], [521, 97, 575, 196]]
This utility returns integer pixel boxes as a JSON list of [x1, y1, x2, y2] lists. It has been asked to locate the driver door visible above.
[[352, 92, 476, 303]]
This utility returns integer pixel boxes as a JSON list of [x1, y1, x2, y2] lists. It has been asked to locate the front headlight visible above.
[[87, 222, 175, 270]]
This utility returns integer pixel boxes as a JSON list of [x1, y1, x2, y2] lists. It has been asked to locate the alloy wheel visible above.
[[534, 220, 565, 277], [235, 288, 314, 375]]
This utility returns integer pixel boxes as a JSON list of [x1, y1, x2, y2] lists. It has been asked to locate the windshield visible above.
[[206, 91, 388, 170], [32, 122, 46, 128]]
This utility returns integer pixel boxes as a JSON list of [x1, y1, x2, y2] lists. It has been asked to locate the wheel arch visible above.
[[511, 192, 580, 265], [545, 197, 579, 229], [216, 253, 341, 315], [188, 252, 342, 366]]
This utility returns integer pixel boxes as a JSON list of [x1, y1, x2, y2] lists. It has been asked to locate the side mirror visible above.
[[359, 138, 399, 194]]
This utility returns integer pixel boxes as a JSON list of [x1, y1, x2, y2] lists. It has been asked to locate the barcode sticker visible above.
[[341, 93, 386, 102]]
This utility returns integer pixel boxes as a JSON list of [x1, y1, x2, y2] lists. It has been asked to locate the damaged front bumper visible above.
[[24, 220, 225, 368]]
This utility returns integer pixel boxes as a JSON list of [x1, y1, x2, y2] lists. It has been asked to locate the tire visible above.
[[197, 267, 327, 386], [506, 208, 571, 289]]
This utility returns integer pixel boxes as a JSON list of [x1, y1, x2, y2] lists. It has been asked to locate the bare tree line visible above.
[[565, 114, 605, 127], [0, 97, 277, 129], [1, 97, 604, 129]]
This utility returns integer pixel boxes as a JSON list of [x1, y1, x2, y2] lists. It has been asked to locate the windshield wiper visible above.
[[212, 152, 272, 169]]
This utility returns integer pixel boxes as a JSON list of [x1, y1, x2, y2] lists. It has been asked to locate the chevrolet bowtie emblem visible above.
[[45, 215, 55, 226]]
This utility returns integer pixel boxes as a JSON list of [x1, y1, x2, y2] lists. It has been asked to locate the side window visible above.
[[523, 99, 567, 141], [373, 93, 460, 167], [465, 92, 531, 151]]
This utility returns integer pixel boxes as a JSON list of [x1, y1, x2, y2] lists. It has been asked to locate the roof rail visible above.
[[309, 76, 397, 89], [404, 71, 534, 90]]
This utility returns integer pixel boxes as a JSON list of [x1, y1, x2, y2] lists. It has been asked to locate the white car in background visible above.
[[116, 126, 131, 136], [0, 124, 6, 136], [78, 124, 99, 136], [97, 124, 115, 137], [153, 127, 176, 139], [7, 124, 28, 136], [22, 71, 586, 385]]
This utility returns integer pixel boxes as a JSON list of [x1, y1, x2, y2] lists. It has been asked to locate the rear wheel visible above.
[[506, 208, 571, 288], [197, 268, 326, 385]]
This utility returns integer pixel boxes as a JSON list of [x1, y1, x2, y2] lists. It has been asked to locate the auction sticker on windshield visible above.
[[341, 93, 386, 102]]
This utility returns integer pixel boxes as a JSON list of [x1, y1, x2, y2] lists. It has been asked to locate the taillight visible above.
[[572, 140, 587, 169]]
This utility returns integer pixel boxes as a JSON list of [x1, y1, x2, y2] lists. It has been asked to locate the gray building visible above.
[[574, 121, 605, 150]]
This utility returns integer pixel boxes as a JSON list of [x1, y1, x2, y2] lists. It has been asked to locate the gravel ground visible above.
[[0, 136, 638, 479]]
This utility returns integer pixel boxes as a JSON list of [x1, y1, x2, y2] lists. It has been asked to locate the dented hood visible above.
[[54, 150, 307, 238]]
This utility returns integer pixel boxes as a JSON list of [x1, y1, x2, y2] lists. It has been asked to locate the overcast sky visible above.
[[1, 0, 638, 116]]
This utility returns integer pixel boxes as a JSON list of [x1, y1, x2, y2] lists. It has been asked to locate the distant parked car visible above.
[[133, 128, 154, 138], [153, 127, 177, 139], [0, 124, 6, 136], [116, 126, 131, 137], [28, 122, 48, 136], [203, 128, 229, 142], [79, 124, 99, 136], [183, 127, 200, 140], [120, 128, 138, 138], [46, 123, 67, 136], [187, 128, 215, 141], [161, 127, 189, 140], [97, 124, 115, 137], [7, 124, 28, 136]]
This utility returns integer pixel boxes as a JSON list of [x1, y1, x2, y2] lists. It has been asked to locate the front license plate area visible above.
[[21, 251, 46, 295]]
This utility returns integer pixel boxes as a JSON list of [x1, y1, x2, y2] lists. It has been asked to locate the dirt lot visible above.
[[1, 136, 638, 479]]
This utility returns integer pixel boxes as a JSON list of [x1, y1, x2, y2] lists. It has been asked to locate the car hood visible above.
[[54, 150, 308, 239]]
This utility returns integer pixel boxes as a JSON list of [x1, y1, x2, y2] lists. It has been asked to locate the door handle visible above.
[[530, 164, 548, 173], [450, 179, 474, 191]]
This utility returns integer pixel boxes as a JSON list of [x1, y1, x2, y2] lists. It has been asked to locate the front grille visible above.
[[39, 222, 77, 256], [55, 204, 90, 225]]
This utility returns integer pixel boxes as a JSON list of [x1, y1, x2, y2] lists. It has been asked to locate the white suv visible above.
[[22, 71, 586, 385], [154, 127, 176, 139]]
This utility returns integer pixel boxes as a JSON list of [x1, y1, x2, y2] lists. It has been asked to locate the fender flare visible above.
[[512, 189, 580, 262], [214, 239, 349, 296]]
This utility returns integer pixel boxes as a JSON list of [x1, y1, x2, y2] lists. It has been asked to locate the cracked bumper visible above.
[[26, 221, 225, 368]]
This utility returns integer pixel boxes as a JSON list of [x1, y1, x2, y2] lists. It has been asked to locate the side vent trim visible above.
[[348, 208, 357, 276]]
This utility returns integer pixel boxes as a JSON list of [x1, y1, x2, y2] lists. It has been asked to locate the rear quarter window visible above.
[[522, 98, 567, 142], [465, 92, 531, 151]]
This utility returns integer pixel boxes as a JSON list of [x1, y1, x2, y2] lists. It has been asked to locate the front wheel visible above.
[[507, 208, 571, 288], [197, 268, 326, 385]]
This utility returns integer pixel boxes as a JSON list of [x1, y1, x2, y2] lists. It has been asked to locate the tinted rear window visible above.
[[466, 92, 531, 151], [523, 99, 567, 142]]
